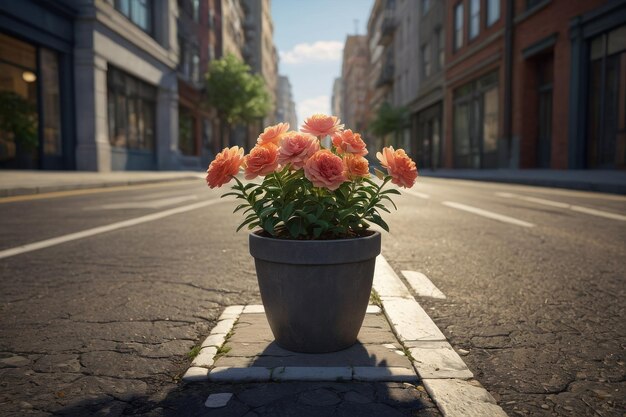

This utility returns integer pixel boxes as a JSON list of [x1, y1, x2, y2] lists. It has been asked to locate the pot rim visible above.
[[249, 230, 381, 265]]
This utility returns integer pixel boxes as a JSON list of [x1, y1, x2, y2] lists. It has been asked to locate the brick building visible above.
[[444, 0, 625, 170]]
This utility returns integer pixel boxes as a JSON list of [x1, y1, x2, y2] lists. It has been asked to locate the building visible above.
[[331, 77, 343, 120], [177, 0, 221, 170], [444, 0, 624, 170], [514, 0, 625, 170], [341, 35, 369, 133], [0, 1, 77, 170], [0, 0, 181, 171], [393, 0, 421, 154], [366, 0, 396, 149], [220, 0, 245, 59], [413, 0, 445, 170], [275, 75, 297, 128]]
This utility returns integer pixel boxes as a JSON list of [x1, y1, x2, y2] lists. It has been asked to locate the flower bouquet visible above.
[[206, 114, 417, 240]]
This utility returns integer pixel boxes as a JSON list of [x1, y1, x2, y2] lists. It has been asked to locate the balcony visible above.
[[379, 12, 396, 45]]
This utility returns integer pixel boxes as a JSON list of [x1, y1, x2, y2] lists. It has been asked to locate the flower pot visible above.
[[249, 231, 381, 353]]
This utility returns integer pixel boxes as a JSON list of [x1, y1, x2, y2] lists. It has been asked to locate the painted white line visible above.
[[401, 271, 446, 299], [496, 192, 626, 221], [404, 189, 431, 199], [442, 201, 535, 228], [375, 255, 508, 416], [0, 198, 222, 260], [90, 195, 198, 210]]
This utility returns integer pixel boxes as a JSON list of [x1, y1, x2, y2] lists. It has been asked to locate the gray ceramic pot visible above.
[[249, 231, 381, 353]]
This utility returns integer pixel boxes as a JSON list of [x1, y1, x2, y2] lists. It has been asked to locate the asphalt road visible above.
[[0, 177, 624, 416]]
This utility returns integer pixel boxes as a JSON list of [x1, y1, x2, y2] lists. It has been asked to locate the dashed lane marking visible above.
[[0, 198, 222, 260], [87, 195, 198, 210], [401, 271, 447, 299], [403, 189, 431, 199], [442, 201, 535, 228], [496, 192, 626, 222]]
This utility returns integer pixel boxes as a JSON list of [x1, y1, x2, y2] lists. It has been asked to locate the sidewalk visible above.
[[0, 170, 205, 197], [420, 169, 626, 194], [2, 169, 624, 199]]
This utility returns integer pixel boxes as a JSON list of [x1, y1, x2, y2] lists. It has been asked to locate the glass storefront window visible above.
[[41, 48, 62, 156], [587, 24, 626, 169], [453, 72, 499, 168], [0, 33, 39, 168], [107, 66, 156, 152], [179, 106, 196, 156]]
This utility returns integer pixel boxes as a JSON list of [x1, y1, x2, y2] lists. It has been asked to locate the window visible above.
[[192, 0, 199, 22], [454, 3, 464, 51], [115, 0, 153, 34], [453, 72, 499, 168], [527, 0, 545, 9], [40, 49, 62, 157], [178, 106, 196, 156], [436, 28, 444, 70], [107, 66, 156, 151], [487, 0, 500, 26], [469, 0, 480, 40], [421, 43, 431, 78], [587, 24, 626, 168], [422, 0, 431, 15]]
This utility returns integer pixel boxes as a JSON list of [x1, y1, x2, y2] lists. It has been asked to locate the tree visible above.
[[369, 102, 408, 146], [205, 54, 271, 149]]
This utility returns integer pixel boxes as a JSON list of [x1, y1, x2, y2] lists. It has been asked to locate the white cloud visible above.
[[297, 95, 331, 127], [280, 41, 344, 65]]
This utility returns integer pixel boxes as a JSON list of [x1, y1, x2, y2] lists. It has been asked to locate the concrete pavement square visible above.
[[204, 308, 419, 383]]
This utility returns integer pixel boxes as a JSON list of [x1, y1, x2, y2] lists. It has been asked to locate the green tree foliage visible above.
[[205, 54, 271, 147], [369, 102, 408, 139]]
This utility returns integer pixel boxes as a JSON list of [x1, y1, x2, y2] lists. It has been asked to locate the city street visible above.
[[0, 177, 624, 416]]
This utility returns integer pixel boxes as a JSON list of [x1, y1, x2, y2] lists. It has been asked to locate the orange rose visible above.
[[332, 129, 368, 156], [344, 154, 370, 179], [300, 114, 344, 137], [304, 150, 347, 190], [244, 143, 280, 180], [376, 147, 418, 188], [257, 122, 290, 146], [278, 131, 320, 169], [205, 146, 245, 188]]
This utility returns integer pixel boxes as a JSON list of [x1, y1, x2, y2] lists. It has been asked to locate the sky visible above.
[[271, 0, 374, 127]]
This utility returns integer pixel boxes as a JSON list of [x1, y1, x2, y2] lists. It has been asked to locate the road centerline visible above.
[[442, 201, 535, 228], [0, 198, 222, 260]]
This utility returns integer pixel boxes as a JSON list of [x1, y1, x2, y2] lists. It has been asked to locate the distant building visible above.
[[177, 0, 221, 170], [342, 35, 369, 134], [331, 77, 343, 120], [412, 0, 445, 170], [276, 75, 297, 128], [366, 0, 396, 150], [220, 0, 245, 60], [242, 0, 278, 129], [444, 0, 624, 170]]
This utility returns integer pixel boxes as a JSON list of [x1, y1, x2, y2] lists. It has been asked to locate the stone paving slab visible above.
[[186, 306, 420, 383]]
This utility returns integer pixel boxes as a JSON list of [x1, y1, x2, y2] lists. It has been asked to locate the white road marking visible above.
[[496, 192, 626, 222], [0, 198, 222, 260], [404, 189, 431, 199], [401, 271, 446, 299], [442, 201, 535, 228], [89, 195, 198, 210]]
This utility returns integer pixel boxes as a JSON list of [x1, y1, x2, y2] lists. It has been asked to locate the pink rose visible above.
[[332, 129, 368, 156], [304, 150, 347, 190], [278, 131, 320, 169], [205, 146, 244, 188], [301, 114, 344, 137], [257, 122, 290, 146], [376, 146, 418, 188], [244, 143, 280, 180], [344, 154, 370, 179]]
